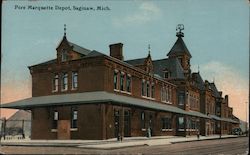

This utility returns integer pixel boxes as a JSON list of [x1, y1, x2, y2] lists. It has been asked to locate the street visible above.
[[0, 137, 248, 155]]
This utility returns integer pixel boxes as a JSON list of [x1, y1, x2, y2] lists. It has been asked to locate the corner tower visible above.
[[167, 24, 192, 77]]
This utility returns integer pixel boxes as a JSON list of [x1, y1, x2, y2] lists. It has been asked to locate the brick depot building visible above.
[[2, 26, 239, 140]]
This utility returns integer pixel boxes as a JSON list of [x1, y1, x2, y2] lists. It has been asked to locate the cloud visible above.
[[197, 61, 248, 121], [113, 2, 161, 27]]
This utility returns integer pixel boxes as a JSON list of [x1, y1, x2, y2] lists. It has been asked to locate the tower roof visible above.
[[167, 37, 192, 58]]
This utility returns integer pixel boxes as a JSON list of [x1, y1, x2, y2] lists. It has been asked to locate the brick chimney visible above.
[[109, 43, 124, 61]]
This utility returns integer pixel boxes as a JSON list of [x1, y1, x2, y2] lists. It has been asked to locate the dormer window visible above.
[[164, 71, 171, 79], [61, 49, 68, 62]]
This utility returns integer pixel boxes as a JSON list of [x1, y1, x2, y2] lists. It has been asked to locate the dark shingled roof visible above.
[[125, 57, 146, 66], [209, 83, 221, 98], [152, 58, 185, 79], [167, 37, 192, 58], [68, 41, 92, 56], [29, 59, 57, 68], [192, 72, 205, 90]]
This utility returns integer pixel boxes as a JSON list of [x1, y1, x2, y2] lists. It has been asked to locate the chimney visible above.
[[225, 95, 228, 104], [109, 43, 124, 61], [219, 91, 222, 97]]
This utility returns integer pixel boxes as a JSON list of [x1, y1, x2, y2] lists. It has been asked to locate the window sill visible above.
[[71, 88, 78, 91], [70, 128, 78, 131], [186, 129, 198, 131], [51, 129, 58, 132], [114, 89, 132, 95], [52, 90, 58, 93], [178, 129, 185, 131], [61, 89, 68, 92], [161, 129, 173, 132], [141, 128, 146, 131], [162, 101, 172, 104], [142, 96, 155, 100]]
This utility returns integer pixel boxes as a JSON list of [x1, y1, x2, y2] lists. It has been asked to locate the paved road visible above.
[[0, 137, 248, 155]]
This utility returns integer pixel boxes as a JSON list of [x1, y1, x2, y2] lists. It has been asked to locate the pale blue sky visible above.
[[1, 0, 249, 120]]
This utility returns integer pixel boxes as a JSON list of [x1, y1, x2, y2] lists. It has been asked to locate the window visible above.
[[166, 86, 169, 102], [162, 117, 172, 130], [151, 84, 155, 98], [126, 75, 131, 92], [52, 110, 58, 129], [146, 82, 150, 97], [52, 74, 59, 92], [164, 71, 171, 79], [178, 116, 184, 129], [141, 80, 145, 96], [71, 107, 78, 129], [169, 88, 172, 103], [61, 49, 68, 62], [178, 93, 185, 105], [114, 71, 118, 90], [141, 112, 146, 129], [120, 73, 124, 91], [161, 87, 166, 101], [72, 72, 78, 89], [62, 73, 68, 91]]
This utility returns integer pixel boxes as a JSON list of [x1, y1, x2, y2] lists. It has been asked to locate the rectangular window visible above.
[[166, 87, 169, 102], [178, 93, 185, 105], [161, 87, 166, 101], [114, 71, 118, 90], [72, 72, 78, 89], [52, 74, 59, 92], [162, 117, 172, 129], [169, 88, 172, 103], [146, 82, 150, 97], [151, 84, 155, 98], [126, 75, 131, 92], [71, 107, 78, 129], [120, 73, 124, 91], [178, 116, 184, 129], [52, 110, 58, 129], [141, 80, 145, 96], [141, 112, 146, 129], [61, 50, 68, 62], [62, 73, 68, 91]]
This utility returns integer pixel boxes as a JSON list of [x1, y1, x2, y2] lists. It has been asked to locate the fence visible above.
[[0, 119, 31, 140]]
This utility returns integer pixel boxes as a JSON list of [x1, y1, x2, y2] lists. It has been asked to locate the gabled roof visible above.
[[68, 41, 92, 56], [209, 83, 221, 98], [167, 37, 192, 58], [152, 57, 185, 79], [192, 72, 205, 90]]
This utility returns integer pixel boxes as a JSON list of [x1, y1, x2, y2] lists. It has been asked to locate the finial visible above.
[[64, 24, 67, 37], [198, 65, 200, 73], [148, 44, 151, 55], [176, 24, 184, 37]]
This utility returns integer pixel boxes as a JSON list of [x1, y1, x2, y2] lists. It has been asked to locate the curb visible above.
[[171, 136, 239, 144]]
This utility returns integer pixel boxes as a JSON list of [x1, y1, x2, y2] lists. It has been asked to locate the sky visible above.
[[1, 0, 249, 122]]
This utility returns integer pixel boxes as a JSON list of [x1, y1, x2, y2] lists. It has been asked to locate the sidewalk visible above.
[[0, 135, 240, 149]]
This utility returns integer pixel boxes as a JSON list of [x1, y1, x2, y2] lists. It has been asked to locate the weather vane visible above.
[[176, 24, 184, 37], [64, 24, 67, 37]]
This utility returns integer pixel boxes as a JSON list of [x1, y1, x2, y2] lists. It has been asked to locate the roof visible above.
[[209, 83, 221, 98], [192, 72, 205, 90], [167, 37, 192, 58], [1, 91, 209, 119], [210, 115, 239, 124], [152, 58, 185, 79], [125, 57, 146, 66], [29, 59, 57, 68], [68, 41, 92, 56]]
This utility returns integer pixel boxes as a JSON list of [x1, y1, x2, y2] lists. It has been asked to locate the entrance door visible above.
[[114, 110, 120, 138], [57, 120, 70, 139], [124, 110, 131, 137], [149, 114, 153, 136]]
